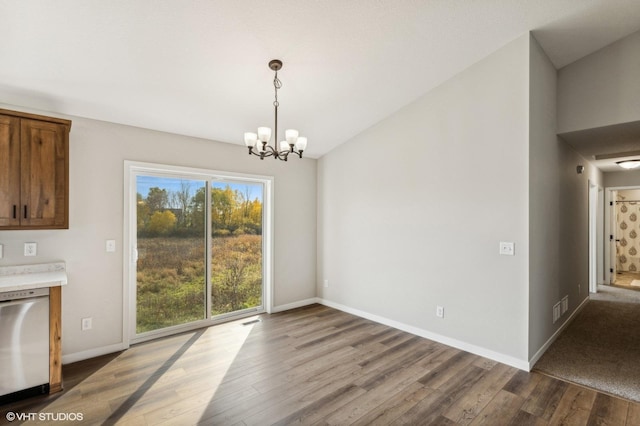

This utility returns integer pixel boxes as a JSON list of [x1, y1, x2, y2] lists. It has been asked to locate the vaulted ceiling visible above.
[[2, 1, 640, 159]]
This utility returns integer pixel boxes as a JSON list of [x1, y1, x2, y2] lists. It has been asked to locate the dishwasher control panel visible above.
[[0, 287, 50, 301]]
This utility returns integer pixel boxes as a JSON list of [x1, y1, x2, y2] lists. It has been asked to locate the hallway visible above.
[[534, 285, 640, 403]]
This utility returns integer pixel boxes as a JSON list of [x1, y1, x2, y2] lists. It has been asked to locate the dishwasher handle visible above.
[[0, 296, 49, 308]]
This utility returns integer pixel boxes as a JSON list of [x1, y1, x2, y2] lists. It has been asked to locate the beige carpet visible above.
[[533, 285, 640, 402]]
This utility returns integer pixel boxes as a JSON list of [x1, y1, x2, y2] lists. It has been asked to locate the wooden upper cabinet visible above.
[[0, 115, 21, 227], [0, 109, 71, 230]]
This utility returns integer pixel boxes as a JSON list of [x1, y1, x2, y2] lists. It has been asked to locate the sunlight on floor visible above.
[[24, 318, 258, 424], [143, 319, 258, 424]]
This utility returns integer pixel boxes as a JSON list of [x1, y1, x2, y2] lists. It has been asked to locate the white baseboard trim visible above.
[[63, 300, 320, 364], [62, 342, 128, 365], [528, 296, 590, 369], [317, 298, 529, 371], [272, 297, 320, 313]]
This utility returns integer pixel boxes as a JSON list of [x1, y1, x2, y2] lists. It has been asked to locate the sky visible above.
[[136, 175, 263, 202]]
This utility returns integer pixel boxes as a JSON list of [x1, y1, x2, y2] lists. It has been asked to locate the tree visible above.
[[137, 193, 150, 230], [211, 186, 237, 232], [147, 187, 168, 213], [147, 210, 176, 235], [169, 181, 193, 229], [247, 199, 262, 234], [191, 187, 207, 234]]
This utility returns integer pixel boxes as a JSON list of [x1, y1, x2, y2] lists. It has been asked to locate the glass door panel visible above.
[[210, 181, 264, 316], [135, 175, 207, 334]]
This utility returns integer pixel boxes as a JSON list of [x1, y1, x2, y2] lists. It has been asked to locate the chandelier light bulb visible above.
[[285, 129, 299, 144], [244, 132, 257, 147], [257, 127, 272, 143], [295, 137, 307, 151], [279, 140, 289, 152]]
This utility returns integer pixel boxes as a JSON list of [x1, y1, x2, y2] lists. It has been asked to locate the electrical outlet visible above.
[[0, 244, 3, 259], [323, 279, 329, 288], [553, 302, 561, 324], [24, 242, 37, 256], [81, 317, 92, 331], [578, 283, 581, 294], [436, 305, 444, 318], [106, 240, 116, 252], [561, 296, 568, 315]]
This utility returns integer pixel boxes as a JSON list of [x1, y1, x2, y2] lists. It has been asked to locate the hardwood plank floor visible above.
[[2, 304, 639, 425]]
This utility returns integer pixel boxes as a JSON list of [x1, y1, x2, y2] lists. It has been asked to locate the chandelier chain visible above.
[[273, 71, 281, 107]]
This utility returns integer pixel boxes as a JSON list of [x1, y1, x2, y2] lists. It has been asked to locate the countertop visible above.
[[0, 262, 67, 292]]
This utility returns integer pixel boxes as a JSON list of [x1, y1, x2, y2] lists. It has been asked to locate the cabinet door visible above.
[[0, 115, 21, 227], [20, 119, 69, 228]]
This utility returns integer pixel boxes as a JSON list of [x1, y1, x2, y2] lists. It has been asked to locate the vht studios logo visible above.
[[5, 411, 84, 422]]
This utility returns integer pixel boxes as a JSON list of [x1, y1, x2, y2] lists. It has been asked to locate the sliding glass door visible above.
[[128, 163, 270, 342], [135, 175, 208, 334], [210, 181, 264, 316]]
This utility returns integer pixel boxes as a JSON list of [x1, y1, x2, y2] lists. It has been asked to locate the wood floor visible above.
[[3, 304, 640, 425]]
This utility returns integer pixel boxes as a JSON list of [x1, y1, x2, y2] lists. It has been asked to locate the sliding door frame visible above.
[[123, 161, 274, 345]]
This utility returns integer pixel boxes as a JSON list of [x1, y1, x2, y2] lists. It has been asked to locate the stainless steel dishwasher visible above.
[[0, 287, 50, 402]]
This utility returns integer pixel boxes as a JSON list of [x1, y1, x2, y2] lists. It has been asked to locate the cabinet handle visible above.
[[13, 205, 17, 219], [23, 205, 27, 219]]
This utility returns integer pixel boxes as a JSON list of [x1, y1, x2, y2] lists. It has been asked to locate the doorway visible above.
[[608, 187, 640, 290], [124, 161, 273, 344]]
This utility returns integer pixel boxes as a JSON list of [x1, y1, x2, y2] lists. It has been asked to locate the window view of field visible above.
[[136, 176, 263, 334]]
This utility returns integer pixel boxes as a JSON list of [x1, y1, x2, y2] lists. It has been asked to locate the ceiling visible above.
[[560, 121, 640, 172], [1, 1, 640, 160]]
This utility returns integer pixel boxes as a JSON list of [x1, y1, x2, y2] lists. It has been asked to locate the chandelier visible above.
[[244, 59, 307, 161]]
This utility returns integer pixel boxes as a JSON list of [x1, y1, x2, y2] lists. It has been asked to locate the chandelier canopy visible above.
[[244, 59, 307, 161]]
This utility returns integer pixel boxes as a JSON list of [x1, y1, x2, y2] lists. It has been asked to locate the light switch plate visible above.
[[499, 242, 515, 256], [106, 240, 116, 252], [24, 242, 37, 256]]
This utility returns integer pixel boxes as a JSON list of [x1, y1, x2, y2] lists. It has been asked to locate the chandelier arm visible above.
[[289, 148, 303, 159], [249, 144, 279, 160], [277, 149, 289, 161]]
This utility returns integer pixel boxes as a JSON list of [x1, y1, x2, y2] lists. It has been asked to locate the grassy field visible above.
[[136, 234, 262, 333]]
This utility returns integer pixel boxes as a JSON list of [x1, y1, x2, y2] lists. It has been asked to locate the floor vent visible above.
[[242, 319, 261, 326]]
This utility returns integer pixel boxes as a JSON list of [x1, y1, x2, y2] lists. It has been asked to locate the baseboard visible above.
[[528, 295, 590, 369], [63, 300, 320, 364], [272, 297, 320, 313], [62, 342, 128, 365], [317, 298, 530, 371]]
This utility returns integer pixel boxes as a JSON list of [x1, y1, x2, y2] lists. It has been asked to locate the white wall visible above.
[[318, 35, 530, 366], [0, 107, 317, 361], [528, 36, 602, 361], [558, 30, 640, 133], [604, 171, 640, 188]]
